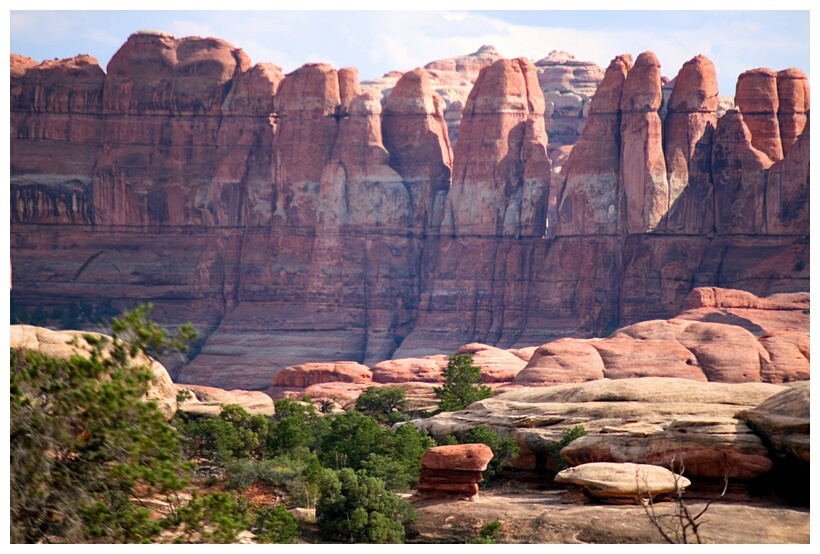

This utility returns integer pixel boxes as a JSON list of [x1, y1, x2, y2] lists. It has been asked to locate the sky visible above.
[[6, 3, 813, 98]]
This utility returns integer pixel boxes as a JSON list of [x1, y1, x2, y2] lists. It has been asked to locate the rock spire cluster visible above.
[[10, 34, 809, 388]]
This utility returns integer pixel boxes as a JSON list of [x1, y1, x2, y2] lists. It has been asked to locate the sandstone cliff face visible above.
[[554, 55, 631, 236], [363, 46, 602, 161], [10, 36, 809, 390], [534, 50, 604, 156], [443, 57, 551, 238], [619, 52, 669, 233], [381, 68, 454, 234], [662, 55, 718, 234]]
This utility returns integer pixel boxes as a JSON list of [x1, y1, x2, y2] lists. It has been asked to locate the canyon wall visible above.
[[10, 33, 809, 389]]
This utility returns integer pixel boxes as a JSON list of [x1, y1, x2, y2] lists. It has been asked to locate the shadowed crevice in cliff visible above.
[[698, 313, 765, 336]]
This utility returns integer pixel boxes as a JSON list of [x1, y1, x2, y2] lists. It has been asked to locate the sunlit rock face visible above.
[[10, 36, 809, 390]]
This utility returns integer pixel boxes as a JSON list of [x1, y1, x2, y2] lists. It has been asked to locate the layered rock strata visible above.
[[417, 444, 494, 498], [412, 377, 785, 480], [9, 36, 809, 390]]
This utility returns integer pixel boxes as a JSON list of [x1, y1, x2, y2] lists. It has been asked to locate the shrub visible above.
[[267, 399, 328, 454], [319, 410, 391, 470], [223, 450, 329, 510], [316, 468, 416, 543], [163, 490, 250, 544], [434, 354, 492, 412], [174, 405, 268, 466], [462, 424, 521, 482], [252, 504, 300, 544], [474, 520, 503, 543], [355, 386, 407, 420], [550, 425, 588, 471], [9, 305, 245, 544]]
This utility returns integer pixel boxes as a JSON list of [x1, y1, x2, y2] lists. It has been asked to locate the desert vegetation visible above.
[[10, 306, 525, 543]]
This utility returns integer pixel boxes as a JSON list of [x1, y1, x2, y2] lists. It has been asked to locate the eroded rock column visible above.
[[735, 68, 783, 163], [443, 57, 550, 238], [619, 52, 669, 234], [382, 68, 454, 235], [554, 55, 631, 236], [662, 55, 718, 234]]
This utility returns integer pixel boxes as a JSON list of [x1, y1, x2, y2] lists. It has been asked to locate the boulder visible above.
[[174, 383, 273, 407], [593, 321, 706, 381], [370, 357, 446, 383], [10, 324, 177, 419], [739, 381, 809, 464], [677, 287, 810, 336], [757, 331, 810, 383], [555, 462, 691, 504], [514, 339, 605, 385], [455, 343, 528, 382], [272, 362, 372, 387], [738, 381, 810, 505]]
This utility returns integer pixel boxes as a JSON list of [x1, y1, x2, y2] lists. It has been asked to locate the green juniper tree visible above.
[[316, 468, 416, 543], [434, 354, 492, 412], [9, 305, 247, 544]]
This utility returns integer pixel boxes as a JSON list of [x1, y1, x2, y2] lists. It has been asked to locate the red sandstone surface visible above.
[[10, 34, 809, 391]]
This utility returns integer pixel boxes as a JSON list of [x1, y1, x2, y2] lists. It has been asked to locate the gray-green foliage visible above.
[[474, 520, 503, 543], [9, 304, 248, 544], [434, 354, 492, 412], [252, 504, 300, 544], [355, 386, 407, 421], [550, 425, 588, 471], [463, 424, 521, 482], [316, 468, 416, 543]]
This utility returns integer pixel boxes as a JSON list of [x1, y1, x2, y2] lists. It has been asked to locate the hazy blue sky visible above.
[[8, 7, 811, 97]]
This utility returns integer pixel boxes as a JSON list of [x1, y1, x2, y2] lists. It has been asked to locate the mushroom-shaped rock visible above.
[[555, 462, 691, 504], [421, 443, 494, 471], [418, 444, 494, 498]]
